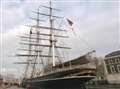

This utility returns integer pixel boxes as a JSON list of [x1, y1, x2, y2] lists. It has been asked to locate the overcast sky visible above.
[[0, 0, 120, 77]]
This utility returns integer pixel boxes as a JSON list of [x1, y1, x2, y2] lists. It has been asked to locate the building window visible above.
[[110, 59, 114, 64], [109, 59, 111, 64], [110, 65, 116, 73], [105, 59, 110, 65], [115, 57, 119, 64], [118, 57, 120, 63], [115, 58, 118, 63], [107, 65, 111, 74], [117, 65, 120, 73]]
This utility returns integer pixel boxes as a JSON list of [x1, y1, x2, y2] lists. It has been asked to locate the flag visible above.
[[67, 19, 73, 26], [67, 18, 76, 35]]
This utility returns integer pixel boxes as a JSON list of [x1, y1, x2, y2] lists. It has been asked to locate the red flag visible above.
[[67, 19, 73, 26]]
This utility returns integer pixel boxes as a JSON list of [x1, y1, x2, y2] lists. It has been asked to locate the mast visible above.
[[49, 1, 55, 66], [16, 1, 70, 78], [30, 7, 43, 78], [24, 28, 32, 79]]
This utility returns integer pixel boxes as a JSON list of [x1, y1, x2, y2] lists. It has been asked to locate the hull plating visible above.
[[22, 76, 94, 89]]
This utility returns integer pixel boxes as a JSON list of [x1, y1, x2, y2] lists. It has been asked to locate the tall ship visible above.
[[16, 1, 96, 89]]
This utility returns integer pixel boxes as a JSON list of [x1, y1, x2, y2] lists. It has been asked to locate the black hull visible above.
[[22, 76, 94, 89]]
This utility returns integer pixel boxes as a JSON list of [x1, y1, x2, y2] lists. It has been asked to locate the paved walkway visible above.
[[0, 86, 24, 89], [7, 86, 24, 89]]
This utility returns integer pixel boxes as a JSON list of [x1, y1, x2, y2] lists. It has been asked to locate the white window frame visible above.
[[119, 57, 120, 63], [117, 65, 120, 73], [115, 57, 119, 64], [110, 65, 116, 73]]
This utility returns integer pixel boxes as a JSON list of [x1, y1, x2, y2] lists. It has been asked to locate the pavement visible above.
[[7, 86, 24, 89], [0, 85, 24, 89]]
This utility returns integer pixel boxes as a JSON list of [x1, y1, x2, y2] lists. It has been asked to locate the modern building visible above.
[[104, 50, 120, 84]]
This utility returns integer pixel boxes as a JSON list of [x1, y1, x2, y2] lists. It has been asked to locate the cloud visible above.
[[1, 25, 29, 76], [0, 0, 119, 77], [61, 0, 119, 58], [1, 1, 25, 33]]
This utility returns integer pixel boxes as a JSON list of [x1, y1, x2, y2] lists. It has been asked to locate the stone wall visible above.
[[106, 74, 120, 84]]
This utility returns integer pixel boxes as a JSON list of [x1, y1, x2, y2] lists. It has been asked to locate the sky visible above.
[[0, 0, 120, 77]]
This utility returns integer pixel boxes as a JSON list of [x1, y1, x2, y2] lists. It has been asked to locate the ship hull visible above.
[[22, 76, 94, 89]]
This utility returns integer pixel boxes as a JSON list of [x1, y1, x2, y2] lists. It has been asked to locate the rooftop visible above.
[[105, 50, 120, 58]]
